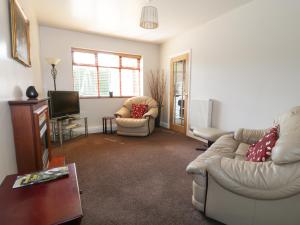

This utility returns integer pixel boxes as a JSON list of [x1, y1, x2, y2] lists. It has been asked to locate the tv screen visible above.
[[48, 91, 80, 118]]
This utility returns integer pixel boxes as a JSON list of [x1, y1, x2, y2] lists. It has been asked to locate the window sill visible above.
[[80, 96, 134, 99]]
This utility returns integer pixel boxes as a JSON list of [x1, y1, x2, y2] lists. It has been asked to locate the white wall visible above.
[[0, 0, 43, 182], [39, 26, 160, 132], [160, 0, 300, 131]]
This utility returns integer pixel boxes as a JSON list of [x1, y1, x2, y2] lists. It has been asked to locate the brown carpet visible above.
[[53, 128, 222, 225]]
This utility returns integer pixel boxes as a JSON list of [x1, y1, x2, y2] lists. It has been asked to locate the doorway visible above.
[[169, 53, 189, 134]]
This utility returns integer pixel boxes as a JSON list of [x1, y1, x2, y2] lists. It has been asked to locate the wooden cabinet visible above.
[[9, 98, 52, 174]]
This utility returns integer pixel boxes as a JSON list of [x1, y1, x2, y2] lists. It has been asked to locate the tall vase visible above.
[[155, 104, 162, 127]]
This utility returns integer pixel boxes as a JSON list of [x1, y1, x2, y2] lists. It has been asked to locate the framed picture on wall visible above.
[[10, 0, 31, 67]]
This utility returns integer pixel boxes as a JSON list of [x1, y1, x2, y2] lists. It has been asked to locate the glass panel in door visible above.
[[172, 60, 185, 127]]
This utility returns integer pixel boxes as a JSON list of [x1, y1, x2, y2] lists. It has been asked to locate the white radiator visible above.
[[189, 99, 213, 130]]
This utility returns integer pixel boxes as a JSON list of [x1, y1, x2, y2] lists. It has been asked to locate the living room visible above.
[[0, 0, 300, 225]]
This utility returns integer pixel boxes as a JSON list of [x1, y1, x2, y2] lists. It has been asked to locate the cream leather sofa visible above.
[[186, 106, 300, 225], [115, 96, 158, 136]]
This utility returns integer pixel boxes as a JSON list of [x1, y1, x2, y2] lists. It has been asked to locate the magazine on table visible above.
[[13, 166, 69, 189]]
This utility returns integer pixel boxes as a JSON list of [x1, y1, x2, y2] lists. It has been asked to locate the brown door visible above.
[[169, 53, 189, 134]]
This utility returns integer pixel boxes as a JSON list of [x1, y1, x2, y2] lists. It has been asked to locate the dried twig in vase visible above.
[[148, 70, 166, 127], [148, 70, 166, 107]]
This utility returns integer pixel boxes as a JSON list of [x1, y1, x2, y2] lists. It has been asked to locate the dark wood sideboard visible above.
[[8, 98, 52, 174]]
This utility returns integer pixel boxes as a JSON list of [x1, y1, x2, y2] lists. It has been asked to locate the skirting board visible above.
[[158, 122, 207, 143], [76, 122, 169, 134], [74, 124, 117, 134], [160, 122, 169, 128], [75, 123, 204, 139]]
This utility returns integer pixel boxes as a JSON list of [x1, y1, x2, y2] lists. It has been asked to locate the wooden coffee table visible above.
[[0, 163, 83, 225]]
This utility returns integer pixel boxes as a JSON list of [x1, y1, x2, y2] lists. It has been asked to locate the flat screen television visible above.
[[48, 91, 80, 118]]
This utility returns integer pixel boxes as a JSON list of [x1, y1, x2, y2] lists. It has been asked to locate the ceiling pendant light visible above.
[[140, 0, 159, 29]]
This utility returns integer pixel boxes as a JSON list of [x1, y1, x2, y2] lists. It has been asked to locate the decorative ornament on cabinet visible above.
[[26, 86, 38, 99]]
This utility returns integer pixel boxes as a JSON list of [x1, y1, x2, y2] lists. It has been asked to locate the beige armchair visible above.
[[186, 106, 300, 225], [115, 96, 158, 136]]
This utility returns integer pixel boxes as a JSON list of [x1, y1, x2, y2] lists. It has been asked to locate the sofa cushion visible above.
[[131, 104, 148, 118], [206, 156, 300, 200], [246, 127, 278, 162], [235, 143, 250, 160], [116, 118, 148, 128], [272, 106, 300, 164]]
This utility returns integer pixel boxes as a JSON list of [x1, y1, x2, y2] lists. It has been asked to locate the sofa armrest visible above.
[[234, 128, 269, 144], [186, 152, 212, 176], [206, 156, 300, 200], [143, 107, 158, 119], [186, 134, 238, 175], [115, 107, 130, 118]]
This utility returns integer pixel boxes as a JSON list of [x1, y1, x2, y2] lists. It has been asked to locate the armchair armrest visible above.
[[143, 107, 158, 119], [206, 156, 300, 200], [234, 128, 269, 144], [115, 107, 130, 118]]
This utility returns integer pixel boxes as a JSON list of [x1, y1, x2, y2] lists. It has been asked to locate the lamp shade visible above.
[[46, 57, 61, 65], [140, 5, 158, 29]]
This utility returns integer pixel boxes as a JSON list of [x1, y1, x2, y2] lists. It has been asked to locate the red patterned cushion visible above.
[[246, 126, 279, 162], [131, 104, 148, 119]]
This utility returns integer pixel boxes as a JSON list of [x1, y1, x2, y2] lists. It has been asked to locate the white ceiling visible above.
[[30, 0, 252, 44]]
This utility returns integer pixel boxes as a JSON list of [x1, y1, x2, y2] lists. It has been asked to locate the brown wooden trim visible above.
[[138, 59, 141, 96], [102, 65, 140, 70], [33, 105, 48, 114], [72, 62, 97, 67], [119, 56, 122, 96], [71, 52, 76, 93], [79, 96, 133, 99], [45, 108, 52, 162], [73, 63, 140, 70], [8, 98, 49, 105], [95, 52, 100, 96], [33, 112, 42, 169], [171, 53, 189, 62], [71, 47, 141, 59]]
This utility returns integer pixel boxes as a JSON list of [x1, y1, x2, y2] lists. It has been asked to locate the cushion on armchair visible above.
[[131, 104, 148, 118]]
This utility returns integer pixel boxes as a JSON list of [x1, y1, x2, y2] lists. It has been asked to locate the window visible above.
[[72, 48, 142, 97]]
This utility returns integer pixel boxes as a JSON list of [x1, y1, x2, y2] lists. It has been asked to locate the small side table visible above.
[[102, 116, 115, 134]]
